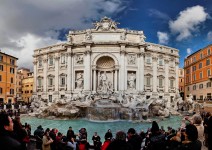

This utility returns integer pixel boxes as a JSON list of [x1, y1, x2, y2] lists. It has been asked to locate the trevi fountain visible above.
[[30, 17, 200, 121]]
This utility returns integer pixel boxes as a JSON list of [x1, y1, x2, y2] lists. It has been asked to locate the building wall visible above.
[[0, 52, 18, 103], [33, 18, 179, 103], [184, 44, 212, 100], [22, 75, 33, 103]]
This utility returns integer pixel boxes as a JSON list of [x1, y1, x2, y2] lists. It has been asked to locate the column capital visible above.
[[152, 56, 158, 62], [43, 58, 48, 62], [84, 50, 92, 55], [138, 52, 145, 57], [164, 59, 169, 63], [54, 56, 60, 61], [66, 52, 73, 57], [175, 61, 180, 65], [33, 60, 37, 65]]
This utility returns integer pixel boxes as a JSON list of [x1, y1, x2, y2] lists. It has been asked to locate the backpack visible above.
[[78, 143, 86, 150]]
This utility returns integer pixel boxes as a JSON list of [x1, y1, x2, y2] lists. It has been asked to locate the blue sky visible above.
[[0, 0, 212, 69]]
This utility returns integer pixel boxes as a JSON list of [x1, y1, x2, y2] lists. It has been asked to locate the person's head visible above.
[[44, 129, 49, 136], [94, 132, 97, 136], [115, 131, 126, 141], [185, 124, 198, 141], [108, 129, 111, 133], [69, 126, 72, 130], [193, 114, 202, 125], [127, 128, 136, 137], [0, 113, 14, 133]]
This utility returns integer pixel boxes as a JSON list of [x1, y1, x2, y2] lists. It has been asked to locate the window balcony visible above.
[[37, 86, 43, 92], [169, 87, 176, 93], [48, 85, 55, 91], [144, 85, 152, 92], [59, 84, 67, 91], [157, 86, 164, 92], [208, 75, 212, 80]]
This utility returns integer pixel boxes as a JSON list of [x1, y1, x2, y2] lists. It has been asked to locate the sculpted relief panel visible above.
[[75, 54, 84, 65], [127, 54, 136, 65]]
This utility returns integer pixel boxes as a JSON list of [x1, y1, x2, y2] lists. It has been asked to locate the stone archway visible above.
[[92, 55, 118, 93]]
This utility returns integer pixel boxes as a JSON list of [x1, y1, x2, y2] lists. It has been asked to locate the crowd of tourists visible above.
[[0, 111, 212, 150]]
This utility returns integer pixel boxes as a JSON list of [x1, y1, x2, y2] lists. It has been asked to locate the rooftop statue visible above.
[[93, 16, 119, 31]]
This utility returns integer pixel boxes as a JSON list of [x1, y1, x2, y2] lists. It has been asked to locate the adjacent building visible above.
[[21, 72, 33, 103], [0, 51, 18, 104], [33, 17, 179, 103], [184, 44, 212, 100], [178, 68, 185, 100], [16, 68, 33, 103]]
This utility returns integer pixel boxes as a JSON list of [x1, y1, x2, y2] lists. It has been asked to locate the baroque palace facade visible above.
[[33, 17, 179, 103], [184, 44, 212, 100]]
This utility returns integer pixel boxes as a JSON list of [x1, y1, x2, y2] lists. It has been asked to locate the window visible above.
[[199, 84, 203, 89], [0, 55, 3, 61], [10, 68, 14, 74], [193, 57, 196, 62], [207, 82, 211, 88], [49, 56, 54, 65], [193, 74, 196, 81], [38, 78, 42, 87], [186, 69, 190, 74], [61, 54, 66, 64], [60, 76, 66, 86], [192, 66, 196, 72], [206, 59, 210, 66], [159, 79, 163, 87], [181, 79, 183, 82], [0, 75, 2, 81], [146, 77, 150, 86], [0, 65, 3, 71], [0, 87, 2, 94], [193, 85, 196, 90], [208, 49, 211, 55], [38, 58, 42, 67], [187, 87, 189, 91], [208, 69, 211, 77], [49, 95, 52, 102], [146, 57, 151, 64], [158, 59, 163, 66], [207, 93, 211, 100], [170, 80, 174, 88], [10, 59, 15, 65], [199, 63, 202, 69], [200, 53, 203, 59], [11, 77, 13, 83], [48, 78, 53, 86], [200, 72, 203, 79], [10, 89, 14, 94]]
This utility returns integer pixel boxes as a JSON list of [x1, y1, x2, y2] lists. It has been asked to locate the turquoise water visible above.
[[21, 116, 182, 143]]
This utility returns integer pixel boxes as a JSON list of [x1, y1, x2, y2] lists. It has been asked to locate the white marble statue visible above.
[[76, 73, 84, 89], [128, 73, 136, 89]]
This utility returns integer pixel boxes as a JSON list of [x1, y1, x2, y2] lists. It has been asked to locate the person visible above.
[[67, 126, 75, 141], [101, 131, 112, 150], [145, 121, 166, 150], [42, 129, 53, 150], [192, 114, 204, 145], [77, 135, 90, 150], [203, 112, 210, 147], [104, 129, 113, 141], [208, 115, 212, 150], [127, 128, 142, 150], [178, 124, 202, 150], [67, 136, 77, 150], [106, 131, 133, 150], [92, 132, 101, 150], [0, 113, 21, 150], [49, 128, 57, 150], [55, 132, 65, 150], [34, 125, 44, 149]]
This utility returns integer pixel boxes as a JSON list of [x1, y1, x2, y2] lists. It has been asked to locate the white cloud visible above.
[[148, 9, 170, 21], [207, 31, 212, 41], [0, 0, 126, 69], [169, 5, 209, 41], [187, 48, 192, 55], [157, 31, 169, 44]]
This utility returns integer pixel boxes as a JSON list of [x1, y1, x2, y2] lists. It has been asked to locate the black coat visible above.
[[106, 140, 133, 150], [127, 134, 142, 150], [0, 131, 21, 150]]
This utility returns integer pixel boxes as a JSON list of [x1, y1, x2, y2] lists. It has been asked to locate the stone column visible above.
[[43, 56, 48, 93], [67, 48, 72, 92], [152, 56, 158, 94], [164, 59, 169, 93], [33, 60, 37, 93], [93, 68, 97, 91], [54, 55, 59, 92], [139, 48, 145, 92], [175, 61, 179, 93], [71, 54, 74, 91], [119, 45, 126, 91], [84, 45, 91, 91], [114, 68, 118, 91]]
